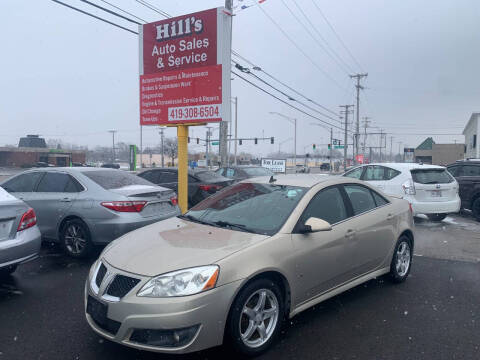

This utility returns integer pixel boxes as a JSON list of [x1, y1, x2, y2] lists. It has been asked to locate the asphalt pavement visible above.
[[0, 214, 479, 360]]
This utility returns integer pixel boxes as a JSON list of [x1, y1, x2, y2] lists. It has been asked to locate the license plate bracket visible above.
[[431, 190, 442, 197]]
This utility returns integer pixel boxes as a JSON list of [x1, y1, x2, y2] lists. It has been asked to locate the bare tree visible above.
[[164, 138, 178, 166]]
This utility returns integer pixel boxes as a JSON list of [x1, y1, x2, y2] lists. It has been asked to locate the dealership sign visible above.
[[262, 158, 287, 174], [139, 8, 231, 126]]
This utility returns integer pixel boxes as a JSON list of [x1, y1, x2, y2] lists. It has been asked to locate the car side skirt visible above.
[[290, 267, 390, 318]]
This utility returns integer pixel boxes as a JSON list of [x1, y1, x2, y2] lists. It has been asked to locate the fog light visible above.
[[130, 325, 200, 348]]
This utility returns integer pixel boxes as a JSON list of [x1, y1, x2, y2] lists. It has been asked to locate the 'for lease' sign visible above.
[[262, 159, 287, 174], [139, 8, 231, 126]]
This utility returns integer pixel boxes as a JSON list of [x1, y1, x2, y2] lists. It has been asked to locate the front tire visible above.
[[427, 213, 447, 222], [389, 236, 413, 283], [60, 219, 92, 258], [226, 278, 284, 356]]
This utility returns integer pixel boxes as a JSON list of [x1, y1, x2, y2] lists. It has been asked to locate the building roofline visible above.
[[463, 113, 480, 135]]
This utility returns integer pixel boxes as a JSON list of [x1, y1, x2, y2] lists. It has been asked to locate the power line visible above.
[[279, 0, 352, 75], [135, 0, 171, 18], [49, 0, 138, 34], [99, 0, 147, 23], [255, 1, 348, 93], [310, 0, 364, 72], [232, 51, 338, 116], [78, 0, 141, 25], [290, 0, 355, 74], [232, 70, 350, 133]]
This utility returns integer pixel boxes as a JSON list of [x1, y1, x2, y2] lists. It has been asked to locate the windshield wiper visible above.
[[178, 214, 212, 226], [211, 220, 252, 232]]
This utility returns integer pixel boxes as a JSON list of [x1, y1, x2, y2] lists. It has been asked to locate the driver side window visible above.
[[344, 167, 364, 179], [298, 186, 348, 226]]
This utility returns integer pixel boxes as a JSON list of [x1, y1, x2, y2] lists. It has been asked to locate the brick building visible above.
[[0, 147, 86, 167]]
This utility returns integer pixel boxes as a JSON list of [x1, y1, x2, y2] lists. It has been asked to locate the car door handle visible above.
[[60, 198, 71, 202], [387, 213, 394, 220], [345, 229, 356, 238]]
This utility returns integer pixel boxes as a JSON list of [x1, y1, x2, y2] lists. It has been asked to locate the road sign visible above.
[[261, 158, 286, 173], [211, 141, 219, 145], [334, 145, 344, 149], [139, 8, 231, 126]]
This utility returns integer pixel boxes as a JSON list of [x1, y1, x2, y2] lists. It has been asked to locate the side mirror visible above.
[[302, 217, 332, 233]]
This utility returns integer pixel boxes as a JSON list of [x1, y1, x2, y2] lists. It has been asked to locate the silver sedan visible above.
[[1, 168, 180, 257], [85, 175, 414, 356]]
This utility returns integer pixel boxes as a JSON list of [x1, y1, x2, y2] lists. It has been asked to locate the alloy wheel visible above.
[[395, 241, 411, 277], [239, 289, 279, 348], [64, 224, 87, 255]]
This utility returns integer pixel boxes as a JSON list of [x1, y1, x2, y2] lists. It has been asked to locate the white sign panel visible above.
[[262, 158, 286, 173]]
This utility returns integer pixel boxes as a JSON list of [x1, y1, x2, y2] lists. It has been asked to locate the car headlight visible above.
[[137, 265, 219, 298]]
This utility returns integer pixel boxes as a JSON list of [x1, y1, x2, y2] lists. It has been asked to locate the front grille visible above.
[[95, 263, 107, 288], [106, 275, 140, 298], [86, 295, 121, 335]]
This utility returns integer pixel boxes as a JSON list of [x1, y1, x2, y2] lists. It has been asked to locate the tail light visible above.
[[409, 203, 413, 214], [170, 196, 178, 206], [199, 184, 222, 192], [402, 179, 416, 195], [101, 201, 147, 212], [17, 208, 37, 232]]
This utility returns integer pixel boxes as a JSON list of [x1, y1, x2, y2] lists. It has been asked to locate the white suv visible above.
[[343, 163, 460, 221]]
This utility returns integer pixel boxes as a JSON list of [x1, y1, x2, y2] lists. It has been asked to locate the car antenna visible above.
[[269, 175, 277, 183]]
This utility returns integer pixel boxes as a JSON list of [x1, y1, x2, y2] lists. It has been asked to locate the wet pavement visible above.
[[0, 215, 479, 360]]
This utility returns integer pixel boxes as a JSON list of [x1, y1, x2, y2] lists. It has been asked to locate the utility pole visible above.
[[350, 73, 368, 163], [340, 104, 354, 170], [205, 127, 212, 169], [362, 116, 371, 157], [219, 0, 233, 166], [108, 130, 117, 163], [390, 136, 394, 162], [330, 127, 333, 174], [233, 97, 238, 165], [379, 129, 384, 162], [397, 141, 402, 161], [159, 127, 165, 167], [270, 112, 296, 168]]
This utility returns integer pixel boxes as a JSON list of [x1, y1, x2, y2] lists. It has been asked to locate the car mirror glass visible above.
[[304, 217, 332, 232]]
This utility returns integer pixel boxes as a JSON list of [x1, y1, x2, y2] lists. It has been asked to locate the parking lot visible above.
[[1, 212, 478, 360]]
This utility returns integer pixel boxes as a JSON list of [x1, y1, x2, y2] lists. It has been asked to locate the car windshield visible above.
[[194, 171, 224, 181], [82, 170, 154, 189], [410, 169, 453, 184], [242, 167, 274, 176], [184, 183, 307, 235]]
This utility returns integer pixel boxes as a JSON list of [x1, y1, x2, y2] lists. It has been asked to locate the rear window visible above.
[[194, 171, 224, 181], [82, 170, 153, 189], [243, 167, 274, 176], [410, 169, 453, 184]]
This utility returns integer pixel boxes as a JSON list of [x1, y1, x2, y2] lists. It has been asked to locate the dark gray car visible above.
[[1, 168, 180, 257], [215, 165, 274, 182], [0, 187, 41, 276]]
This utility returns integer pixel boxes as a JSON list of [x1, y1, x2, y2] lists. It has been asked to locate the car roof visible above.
[[245, 174, 336, 188], [361, 163, 446, 171]]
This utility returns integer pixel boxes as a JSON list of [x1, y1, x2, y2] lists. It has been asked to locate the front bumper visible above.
[[0, 226, 41, 268], [84, 261, 241, 354], [85, 208, 181, 245], [405, 195, 461, 216]]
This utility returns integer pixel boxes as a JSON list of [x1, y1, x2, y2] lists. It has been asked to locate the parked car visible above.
[[137, 168, 233, 207], [101, 163, 120, 169], [85, 175, 414, 356], [216, 165, 274, 181], [343, 163, 460, 221], [320, 162, 331, 171], [1, 168, 180, 257], [295, 164, 310, 173], [0, 187, 41, 276], [446, 159, 480, 220]]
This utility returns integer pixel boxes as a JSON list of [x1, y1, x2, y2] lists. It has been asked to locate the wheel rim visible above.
[[395, 241, 411, 277], [239, 289, 279, 348], [64, 224, 87, 254]]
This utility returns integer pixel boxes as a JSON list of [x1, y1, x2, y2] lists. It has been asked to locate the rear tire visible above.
[[427, 214, 447, 222], [0, 265, 17, 277], [389, 236, 412, 283], [472, 198, 480, 222], [225, 278, 284, 356], [60, 219, 92, 258]]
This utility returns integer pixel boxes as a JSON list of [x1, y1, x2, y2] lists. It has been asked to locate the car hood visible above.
[[102, 217, 269, 276]]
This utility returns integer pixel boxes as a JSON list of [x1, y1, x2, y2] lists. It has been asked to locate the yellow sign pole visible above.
[[177, 125, 189, 214]]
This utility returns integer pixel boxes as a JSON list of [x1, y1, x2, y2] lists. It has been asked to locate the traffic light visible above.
[[328, 144, 331, 149], [270, 137, 274, 144], [239, 139, 242, 145], [254, 138, 258, 144], [312, 144, 316, 150], [196, 138, 199, 144]]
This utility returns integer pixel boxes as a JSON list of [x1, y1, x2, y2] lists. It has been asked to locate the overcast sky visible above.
[[1, 0, 479, 158]]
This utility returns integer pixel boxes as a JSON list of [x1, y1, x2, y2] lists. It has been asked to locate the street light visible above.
[[270, 112, 297, 167], [311, 122, 333, 174]]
